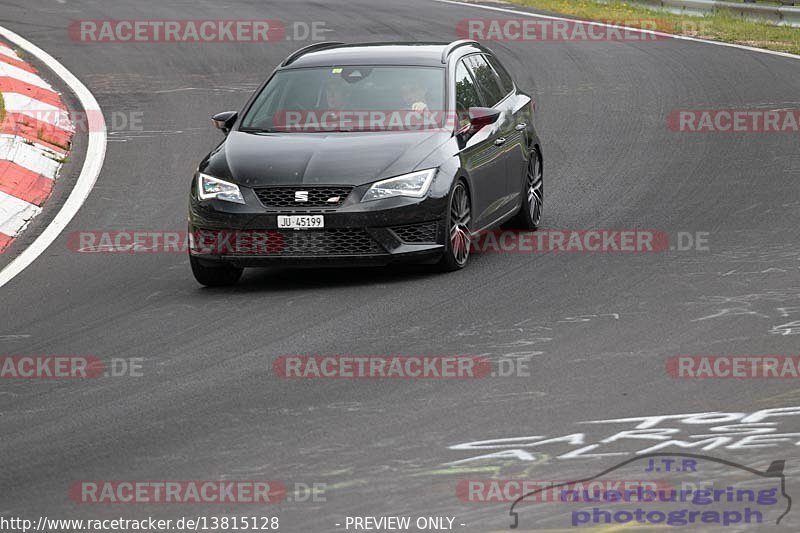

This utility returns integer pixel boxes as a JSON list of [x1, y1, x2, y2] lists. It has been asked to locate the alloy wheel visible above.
[[450, 183, 471, 267], [527, 154, 543, 227]]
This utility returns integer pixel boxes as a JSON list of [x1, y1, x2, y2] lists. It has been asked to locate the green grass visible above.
[[725, 0, 790, 5], [0, 92, 5, 126], [504, 0, 800, 55]]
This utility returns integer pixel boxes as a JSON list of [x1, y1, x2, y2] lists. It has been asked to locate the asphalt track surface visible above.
[[1, 0, 799, 531]]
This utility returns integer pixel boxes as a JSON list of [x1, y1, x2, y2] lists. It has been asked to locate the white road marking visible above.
[[0, 61, 54, 90], [0, 334, 31, 340], [0, 26, 106, 288], [433, 0, 800, 61], [0, 45, 19, 60], [0, 136, 62, 177], [0, 134, 65, 157], [0, 191, 41, 236], [1, 93, 72, 130]]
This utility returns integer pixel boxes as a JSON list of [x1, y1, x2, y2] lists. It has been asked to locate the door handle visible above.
[[494, 137, 507, 146], [515, 123, 527, 131]]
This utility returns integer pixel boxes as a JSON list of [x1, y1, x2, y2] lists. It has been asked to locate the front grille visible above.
[[272, 229, 384, 256], [195, 229, 385, 256], [391, 221, 439, 243], [253, 186, 353, 209]]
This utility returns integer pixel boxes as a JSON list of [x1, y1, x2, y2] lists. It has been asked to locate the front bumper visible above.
[[188, 183, 447, 267]]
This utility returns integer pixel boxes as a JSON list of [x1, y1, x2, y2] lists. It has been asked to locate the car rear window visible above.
[[485, 54, 515, 94], [464, 54, 506, 107]]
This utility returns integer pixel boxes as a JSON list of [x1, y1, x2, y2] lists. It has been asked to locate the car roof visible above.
[[284, 42, 484, 68]]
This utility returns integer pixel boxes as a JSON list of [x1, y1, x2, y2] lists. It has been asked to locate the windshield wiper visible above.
[[239, 127, 277, 133]]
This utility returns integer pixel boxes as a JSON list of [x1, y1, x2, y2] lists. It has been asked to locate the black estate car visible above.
[[188, 40, 543, 286]]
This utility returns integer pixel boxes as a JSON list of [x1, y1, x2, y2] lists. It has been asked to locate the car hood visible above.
[[202, 130, 451, 187]]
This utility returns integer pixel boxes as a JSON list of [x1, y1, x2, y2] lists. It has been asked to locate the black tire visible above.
[[508, 148, 543, 230], [437, 180, 472, 272], [190, 255, 243, 287]]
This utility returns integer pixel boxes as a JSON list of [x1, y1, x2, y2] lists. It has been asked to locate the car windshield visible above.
[[239, 65, 447, 132]]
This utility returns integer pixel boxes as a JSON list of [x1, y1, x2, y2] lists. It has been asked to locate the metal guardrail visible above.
[[633, 0, 800, 26]]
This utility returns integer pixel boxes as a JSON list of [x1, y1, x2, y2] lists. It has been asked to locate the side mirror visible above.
[[468, 107, 501, 131], [212, 111, 238, 133]]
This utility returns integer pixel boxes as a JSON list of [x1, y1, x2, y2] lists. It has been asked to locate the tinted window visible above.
[[465, 55, 505, 107], [454, 60, 481, 128], [485, 54, 514, 94]]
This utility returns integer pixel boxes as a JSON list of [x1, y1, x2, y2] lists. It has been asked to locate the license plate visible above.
[[277, 215, 324, 230]]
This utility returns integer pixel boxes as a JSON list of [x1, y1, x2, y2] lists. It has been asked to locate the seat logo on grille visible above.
[[294, 191, 309, 202], [326, 196, 341, 204]]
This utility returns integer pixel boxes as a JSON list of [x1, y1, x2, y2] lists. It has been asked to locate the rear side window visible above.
[[454, 60, 481, 128], [485, 54, 515, 94], [464, 55, 505, 107]]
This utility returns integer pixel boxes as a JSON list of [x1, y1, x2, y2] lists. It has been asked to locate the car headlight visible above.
[[361, 169, 436, 202], [197, 173, 245, 204]]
